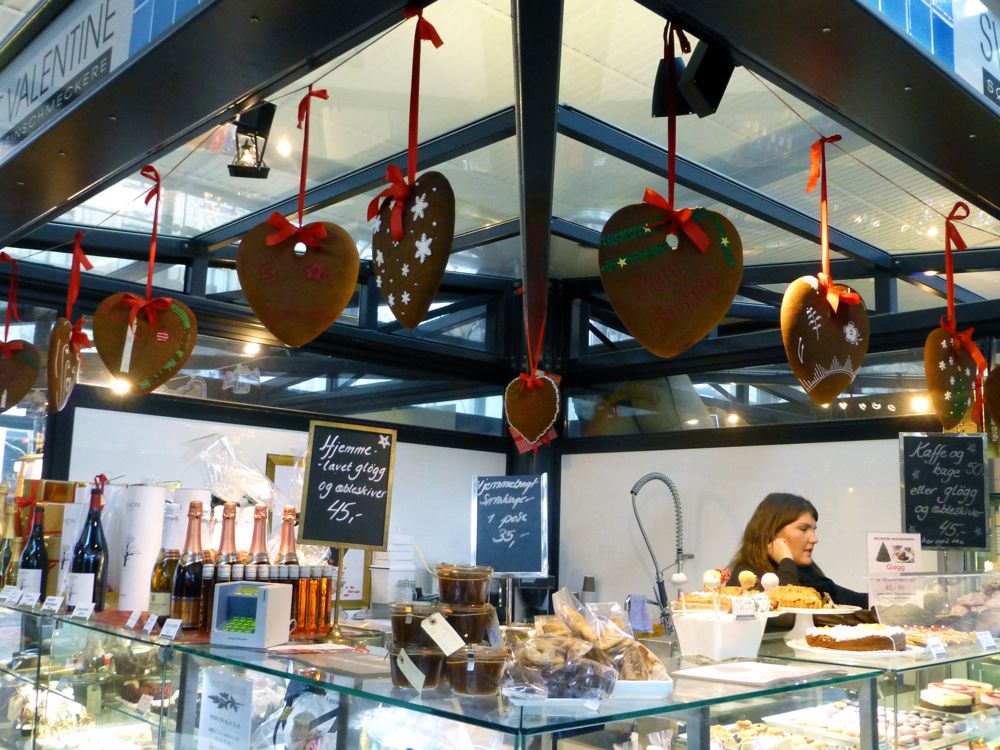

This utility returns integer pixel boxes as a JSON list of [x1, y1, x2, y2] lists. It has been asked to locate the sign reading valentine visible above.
[[298, 421, 396, 550], [900, 433, 988, 550], [472, 474, 548, 576]]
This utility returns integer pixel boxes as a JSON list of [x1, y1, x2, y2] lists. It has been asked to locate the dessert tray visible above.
[[786, 639, 924, 665]]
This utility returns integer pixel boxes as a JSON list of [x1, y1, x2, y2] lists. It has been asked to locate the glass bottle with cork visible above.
[[0, 495, 18, 585], [216, 502, 240, 566], [171, 500, 205, 630], [67, 475, 110, 611], [274, 506, 299, 565], [247, 505, 269, 565], [17, 505, 47, 596], [149, 503, 181, 625]]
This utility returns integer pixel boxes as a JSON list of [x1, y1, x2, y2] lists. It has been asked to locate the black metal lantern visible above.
[[228, 102, 276, 179]]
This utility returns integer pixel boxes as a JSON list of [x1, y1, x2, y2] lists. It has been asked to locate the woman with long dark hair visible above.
[[729, 492, 868, 608]]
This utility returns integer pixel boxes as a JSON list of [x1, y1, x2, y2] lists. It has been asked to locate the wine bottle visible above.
[[149, 503, 181, 623], [274, 506, 299, 565], [67, 485, 109, 611], [170, 501, 205, 630], [216, 502, 240, 565], [0, 500, 17, 585], [17, 506, 47, 596], [247, 505, 269, 565]]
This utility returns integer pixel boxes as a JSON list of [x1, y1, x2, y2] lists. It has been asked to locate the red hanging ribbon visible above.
[[369, 6, 443, 242], [94, 473, 107, 492], [0, 252, 20, 351], [265, 211, 328, 248], [140, 166, 160, 301], [642, 188, 711, 252], [67, 231, 94, 320], [121, 293, 174, 330], [938, 201, 986, 422], [294, 86, 329, 229], [660, 22, 690, 209], [806, 135, 861, 313]]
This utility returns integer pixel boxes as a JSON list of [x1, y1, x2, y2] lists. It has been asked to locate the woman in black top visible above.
[[729, 493, 868, 609]]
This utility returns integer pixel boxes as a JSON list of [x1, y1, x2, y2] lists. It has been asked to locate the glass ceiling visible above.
[[47, 0, 1000, 291]]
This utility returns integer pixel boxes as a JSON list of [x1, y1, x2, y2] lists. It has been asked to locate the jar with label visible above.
[[391, 602, 451, 648], [388, 645, 445, 690], [436, 563, 492, 606], [445, 646, 510, 695], [445, 604, 494, 645]]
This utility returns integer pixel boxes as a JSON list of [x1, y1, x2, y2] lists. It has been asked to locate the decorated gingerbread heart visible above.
[[0, 342, 41, 413], [781, 277, 868, 404], [924, 327, 977, 430], [371, 172, 455, 329], [504, 373, 560, 445], [47, 318, 80, 413], [598, 205, 742, 358], [237, 217, 360, 347], [93, 293, 198, 394]]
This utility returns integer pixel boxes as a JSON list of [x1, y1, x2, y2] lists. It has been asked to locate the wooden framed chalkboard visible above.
[[472, 473, 548, 576], [298, 420, 396, 551], [899, 432, 988, 550]]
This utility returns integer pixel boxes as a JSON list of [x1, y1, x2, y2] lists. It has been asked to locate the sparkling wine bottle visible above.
[[170, 501, 205, 630], [274, 506, 299, 565], [17, 506, 47, 596], [216, 502, 240, 565], [247, 505, 269, 565], [0, 500, 17, 585], [67, 483, 109, 610], [149, 503, 181, 623]]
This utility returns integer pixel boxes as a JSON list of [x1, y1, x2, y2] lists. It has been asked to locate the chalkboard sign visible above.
[[298, 420, 396, 551], [900, 433, 988, 550], [472, 474, 548, 576]]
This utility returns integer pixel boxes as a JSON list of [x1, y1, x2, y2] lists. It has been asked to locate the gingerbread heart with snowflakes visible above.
[[924, 327, 977, 430], [371, 171, 455, 329]]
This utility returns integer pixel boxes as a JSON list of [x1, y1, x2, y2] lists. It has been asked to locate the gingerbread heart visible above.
[[599, 205, 743, 358], [0, 341, 41, 414], [372, 172, 455, 329], [780, 277, 869, 405], [93, 293, 198, 394], [984, 365, 1000, 428], [924, 327, 977, 430], [237, 220, 360, 347], [47, 318, 80, 413], [505, 374, 560, 444]]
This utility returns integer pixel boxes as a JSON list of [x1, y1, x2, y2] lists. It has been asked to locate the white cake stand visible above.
[[780, 606, 862, 643]]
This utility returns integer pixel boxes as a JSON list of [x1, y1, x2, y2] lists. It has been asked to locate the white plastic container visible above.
[[672, 611, 766, 660]]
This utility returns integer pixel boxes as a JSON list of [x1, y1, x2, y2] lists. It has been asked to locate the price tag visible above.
[[71, 602, 95, 620], [420, 612, 465, 656], [395, 648, 425, 692], [159, 618, 182, 640], [142, 615, 158, 635], [40, 596, 63, 614], [731, 596, 757, 619], [977, 630, 997, 649], [86, 684, 101, 715], [18, 591, 40, 608], [925, 635, 947, 659], [0, 585, 18, 602], [125, 611, 142, 629], [752, 593, 772, 614], [135, 694, 153, 717]]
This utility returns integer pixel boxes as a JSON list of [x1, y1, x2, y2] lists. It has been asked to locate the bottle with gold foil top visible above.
[[216, 502, 240, 566], [170, 501, 205, 630], [274, 506, 299, 565], [149, 504, 180, 624], [0, 498, 18, 585], [247, 505, 270, 565]]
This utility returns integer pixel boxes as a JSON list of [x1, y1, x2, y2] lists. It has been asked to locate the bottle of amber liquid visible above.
[[149, 504, 181, 625], [247, 506, 269, 565], [170, 501, 205, 630], [216, 502, 240, 566], [198, 564, 215, 634], [274, 506, 299, 565], [288, 565, 300, 636], [305, 566, 321, 636], [319, 564, 334, 637]]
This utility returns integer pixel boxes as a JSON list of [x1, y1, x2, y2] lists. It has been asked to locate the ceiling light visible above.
[[685, 418, 699, 426], [911, 396, 930, 412], [923, 270, 937, 276], [228, 102, 276, 179], [276, 137, 292, 158], [109, 378, 131, 395], [926, 226, 939, 238], [726, 413, 739, 425], [242, 342, 261, 356]]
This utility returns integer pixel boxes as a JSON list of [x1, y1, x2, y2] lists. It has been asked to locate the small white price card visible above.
[[731, 596, 757, 619], [142, 615, 158, 635], [0, 585, 18, 602], [159, 618, 182, 640], [71, 602, 95, 620], [421, 612, 465, 656], [395, 648, 425, 692], [136, 694, 154, 717], [125, 610, 142, 629], [925, 635, 947, 658], [40, 596, 63, 613], [977, 630, 997, 649], [18, 591, 40, 608]]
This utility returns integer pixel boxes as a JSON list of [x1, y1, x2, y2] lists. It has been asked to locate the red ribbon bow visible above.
[[70, 318, 91, 355], [403, 5, 444, 48], [0, 340, 23, 359], [367, 164, 411, 242], [806, 134, 861, 314], [121, 293, 173, 330], [94, 473, 108, 492], [265, 211, 328, 248], [642, 188, 711, 252], [519, 372, 541, 392]]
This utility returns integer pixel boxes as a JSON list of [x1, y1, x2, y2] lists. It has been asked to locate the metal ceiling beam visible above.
[[513, 0, 563, 369], [0, 0, 426, 247], [197, 107, 517, 249], [16, 224, 196, 263], [557, 106, 893, 270], [902, 273, 983, 303], [737, 285, 784, 307], [893, 246, 1000, 274], [633, 0, 1000, 219], [377, 291, 500, 334]]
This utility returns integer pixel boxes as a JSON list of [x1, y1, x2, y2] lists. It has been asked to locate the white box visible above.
[[672, 611, 766, 661], [209, 581, 293, 649], [370, 565, 417, 605]]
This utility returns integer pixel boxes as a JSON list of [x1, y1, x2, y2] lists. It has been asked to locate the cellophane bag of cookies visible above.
[[504, 658, 618, 701]]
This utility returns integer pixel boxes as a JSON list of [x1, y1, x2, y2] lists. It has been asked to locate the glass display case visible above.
[[868, 572, 1000, 636]]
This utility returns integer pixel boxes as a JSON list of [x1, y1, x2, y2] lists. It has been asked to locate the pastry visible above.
[[805, 624, 906, 651], [557, 604, 598, 641], [920, 686, 974, 713], [943, 678, 993, 700], [980, 690, 1000, 707], [738, 570, 757, 590], [767, 584, 825, 609], [703, 569, 722, 589], [761, 572, 779, 591], [904, 626, 978, 646]]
